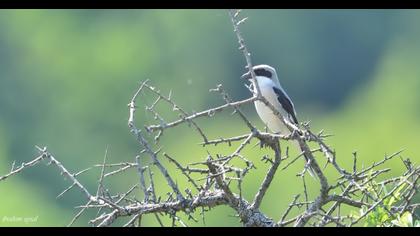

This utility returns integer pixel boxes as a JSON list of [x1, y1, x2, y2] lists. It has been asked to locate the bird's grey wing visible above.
[[273, 87, 298, 124]]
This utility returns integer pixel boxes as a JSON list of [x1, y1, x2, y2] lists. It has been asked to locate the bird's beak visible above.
[[241, 71, 252, 80]]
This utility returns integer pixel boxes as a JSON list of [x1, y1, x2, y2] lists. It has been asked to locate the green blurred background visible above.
[[0, 9, 419, 226]]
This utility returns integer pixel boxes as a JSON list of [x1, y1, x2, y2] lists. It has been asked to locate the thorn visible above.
[[233, 10, 241, 18], [236, 17, 248, 26]]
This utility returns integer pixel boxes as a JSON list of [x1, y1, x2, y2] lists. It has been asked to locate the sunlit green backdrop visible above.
[[0, 9, 419, 226]]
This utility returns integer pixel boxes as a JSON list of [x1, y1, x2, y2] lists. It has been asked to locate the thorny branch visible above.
[[0, 9, 418, 227]]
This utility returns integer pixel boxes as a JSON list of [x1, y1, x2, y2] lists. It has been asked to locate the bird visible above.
[[241, 64, 315, 177]]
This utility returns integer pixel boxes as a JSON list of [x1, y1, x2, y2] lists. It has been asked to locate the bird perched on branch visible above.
[[241, 64, 315, 177]]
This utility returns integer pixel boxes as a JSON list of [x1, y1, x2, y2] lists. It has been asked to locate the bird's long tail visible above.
[[302, 147, 318, 179], [291, 139, 317, 179]]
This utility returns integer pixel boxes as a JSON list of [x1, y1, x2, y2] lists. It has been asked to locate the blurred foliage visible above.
[[0, 9, 419, 226], [350, 171, 413, 227]]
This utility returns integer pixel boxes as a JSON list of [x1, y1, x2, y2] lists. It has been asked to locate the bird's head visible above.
[[241, 64, 277, 81]]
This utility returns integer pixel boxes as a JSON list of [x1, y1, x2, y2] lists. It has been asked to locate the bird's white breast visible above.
[[253, 76, 291, 135]]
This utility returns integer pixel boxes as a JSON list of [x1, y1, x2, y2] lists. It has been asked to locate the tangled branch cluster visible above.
[[0, 10, 418, 227]]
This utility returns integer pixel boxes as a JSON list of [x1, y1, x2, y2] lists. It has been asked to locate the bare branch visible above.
[[0, 9, 418, 228]]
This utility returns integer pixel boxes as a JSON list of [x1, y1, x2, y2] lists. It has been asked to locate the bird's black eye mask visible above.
[[254, 68, 272, 78]]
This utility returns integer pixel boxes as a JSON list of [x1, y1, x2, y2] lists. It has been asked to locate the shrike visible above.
[[242, 64, 314, 176]]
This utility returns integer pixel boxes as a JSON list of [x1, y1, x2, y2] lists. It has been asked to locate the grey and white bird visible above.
[[241, 64, 298, 135], [241, 64, 314, 176]]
